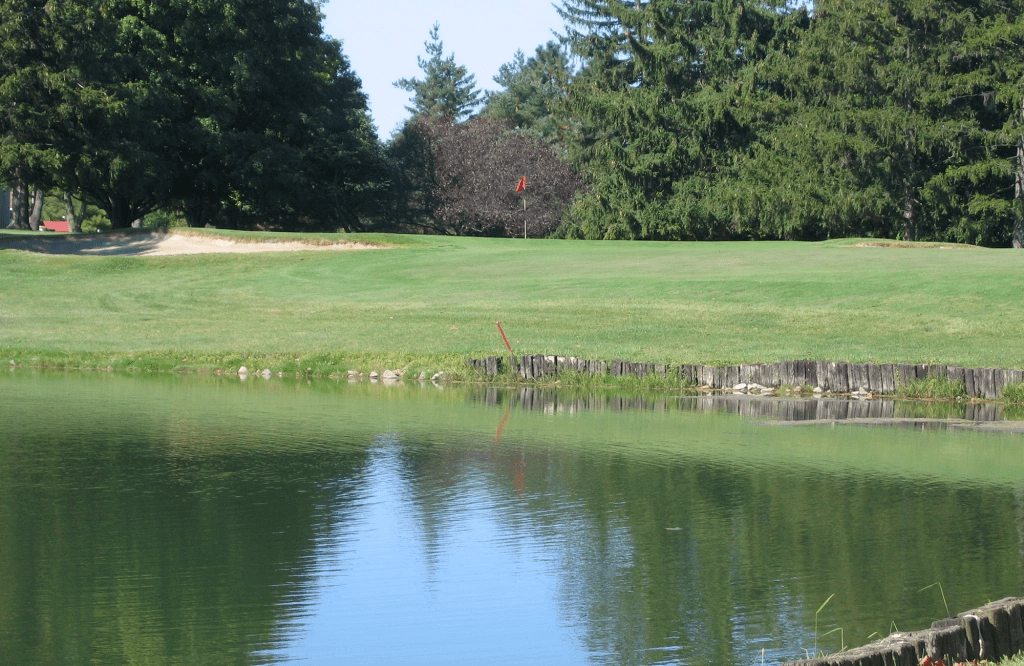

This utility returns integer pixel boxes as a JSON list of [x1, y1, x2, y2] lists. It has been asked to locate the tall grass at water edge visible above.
[[894, 376, 969, 401]]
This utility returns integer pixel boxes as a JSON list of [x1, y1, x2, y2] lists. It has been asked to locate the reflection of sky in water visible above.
[[282, 437, 587, 665], [2, 374, 1022, 666]]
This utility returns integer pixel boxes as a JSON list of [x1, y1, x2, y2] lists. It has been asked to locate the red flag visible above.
[[515, 176, 526, 192]]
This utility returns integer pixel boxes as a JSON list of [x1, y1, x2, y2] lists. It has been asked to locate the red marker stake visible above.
[[495, 321, 513, 353]]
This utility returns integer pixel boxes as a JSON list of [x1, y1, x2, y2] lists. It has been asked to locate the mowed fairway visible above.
[[1, 231, 1022, 372]]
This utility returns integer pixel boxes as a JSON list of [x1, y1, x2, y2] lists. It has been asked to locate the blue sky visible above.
[[320, 0, 566, 140]]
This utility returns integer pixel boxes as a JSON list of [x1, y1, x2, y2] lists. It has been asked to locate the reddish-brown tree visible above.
[[397, 116, 584, 237]]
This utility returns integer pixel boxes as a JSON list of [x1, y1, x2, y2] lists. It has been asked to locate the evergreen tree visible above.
[[394, 23, 481, 123], [482, 41, 573, 140], [943, 0, 1024, 247], [554, 0, 798, 240], [741, 0, 1022, 245]]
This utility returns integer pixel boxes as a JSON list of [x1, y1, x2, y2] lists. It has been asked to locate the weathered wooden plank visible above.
[[867, 363, 883, 393], [814, 361, 829, 391], [804, 360, 818, 388], [994, 369, 1009, 398], [534, 354, 546, 378], [825, 362, 844, 393], [880, 364, 895, 394], [915, 364, 930, 380], [726, 365, 740, 387], [697, 366, 710, 386], [850, 363, 870, 391], [791, 360, 804, 386], [964, 367, 977, 397], [783, 360, 796, 386], [1008, 369, 1024, 386], [978, 368, 996, 399], [947, 365, 965, 388], [711, 367, 725, 389], [930, 364, 947, 380], [544, 355, 557, 376]]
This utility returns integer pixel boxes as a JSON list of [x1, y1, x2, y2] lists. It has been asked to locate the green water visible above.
[[1, 372, 1021, 665]]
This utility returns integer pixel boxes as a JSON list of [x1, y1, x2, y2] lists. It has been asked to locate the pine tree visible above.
[[554, 0, 797, 240], [738, 0, 1022, 245], [944, 1, 1024, 247], [394, 23, 481, 123], [482, 41, 572, 140]]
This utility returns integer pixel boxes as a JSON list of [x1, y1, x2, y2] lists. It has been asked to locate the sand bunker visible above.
[[0, 230, 385, 257]]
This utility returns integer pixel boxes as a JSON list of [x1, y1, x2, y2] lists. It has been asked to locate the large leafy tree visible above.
[[0, 0, 381, 230], [402, 116, 584, 237], [166, 0, 383, 231], [394, 23, 481, 123], [0, 0, 72, 229]]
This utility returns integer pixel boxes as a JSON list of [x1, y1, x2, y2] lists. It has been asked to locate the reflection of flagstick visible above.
[[494, 406, 511, 444], [515, 176, 527, 239]]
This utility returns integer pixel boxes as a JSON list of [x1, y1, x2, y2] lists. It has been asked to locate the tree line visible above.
[[3, 0, 1023, 246], [569, 0, 1024, 247]]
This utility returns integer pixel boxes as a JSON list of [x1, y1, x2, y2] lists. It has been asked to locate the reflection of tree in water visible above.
[[389, 392, 1024, 664], [0, 407, 371, 666], [4, 375, 1021, 666]]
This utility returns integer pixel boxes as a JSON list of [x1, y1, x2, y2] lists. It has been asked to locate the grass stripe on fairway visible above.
[[1, 232, 1021, 373]]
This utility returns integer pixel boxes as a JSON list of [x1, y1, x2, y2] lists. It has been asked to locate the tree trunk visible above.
[[63, 191, 82, 233], [901, 184, 916, 242], [1014, 128, 1023, 249], [28, 189, 43, 231], [901, 128, 916, 242], [11, 173, 28, 229]]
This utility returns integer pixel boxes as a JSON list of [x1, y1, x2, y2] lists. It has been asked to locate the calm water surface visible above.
[[1, 372, 1022, 665]]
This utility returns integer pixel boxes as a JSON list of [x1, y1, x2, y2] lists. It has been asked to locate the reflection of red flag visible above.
[[515, 176, 526, 192]]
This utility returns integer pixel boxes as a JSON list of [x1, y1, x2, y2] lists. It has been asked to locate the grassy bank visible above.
[[2, 231, 1023, 378]]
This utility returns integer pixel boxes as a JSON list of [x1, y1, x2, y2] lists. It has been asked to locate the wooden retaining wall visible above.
[[784, 597, 1024, 666], [465, 355, 1024, 399]]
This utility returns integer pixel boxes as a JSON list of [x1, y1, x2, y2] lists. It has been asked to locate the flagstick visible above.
[[523, 198, 527, 239]]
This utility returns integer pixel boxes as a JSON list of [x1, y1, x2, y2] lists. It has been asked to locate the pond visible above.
[[1, 371, 1022, 665]]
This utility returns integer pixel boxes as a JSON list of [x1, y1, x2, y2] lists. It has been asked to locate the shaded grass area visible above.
[[2, 232, 1023, 376]]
